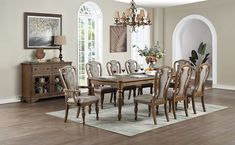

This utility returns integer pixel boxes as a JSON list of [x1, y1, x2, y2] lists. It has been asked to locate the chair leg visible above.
[[175, 102, 178, 111], [156, 105, 159, 115], [148, 105, 151, 117], [140, 88, 143, 95], [172, 100, 177, 119], [64, 104, 69, 122], [133, 89, 136, 98], [110, 93, 113, 103], [88, 104, 92, 114], [137, 88, 141, 95], [101, 93, 104, 109], [164, 104, 169, 122], [134, 102, 138, 120], [122, 91, 125, 105], [114, 92, 117, 107], [192, 97, 197, 114], [95, 102, 99, 120], [168, 100, 172, 112], [184, 100, 188, 117], [201, 95, 206, 112], [82, 106, 85, 125], [151, 104, 157, 125], [128, 90, 131, 100], [150, 86, 153, 94], [76, 106, 80, 118]]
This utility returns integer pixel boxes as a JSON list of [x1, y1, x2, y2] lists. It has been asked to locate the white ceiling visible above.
[[115, 0, 206, 8]]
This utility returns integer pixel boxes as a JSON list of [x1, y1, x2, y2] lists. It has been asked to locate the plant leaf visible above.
[[191, 50, 198, 60], [202, 53, 210, 63], [197, 42, 204, 54], [189, 57, 196, 66]]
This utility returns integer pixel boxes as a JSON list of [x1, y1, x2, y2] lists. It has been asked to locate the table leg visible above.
[[117, 83, 123, 121]]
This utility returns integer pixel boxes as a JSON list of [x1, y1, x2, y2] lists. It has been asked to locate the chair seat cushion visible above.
[[67, 95, 99, 104], [134, 94, 153, 104]]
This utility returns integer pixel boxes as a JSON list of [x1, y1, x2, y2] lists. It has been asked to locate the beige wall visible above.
[[0, 0, 153, 98], [163, 0, 235, 87]]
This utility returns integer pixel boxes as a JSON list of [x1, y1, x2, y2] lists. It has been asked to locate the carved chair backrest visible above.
[[125, 59, 138, 74], [86, 61, 102, 78], [153, 66, 173, 101], [194, 64, 210, 94], [175, 64, 192, 97], [59, 65, 77, 90], [174, 59, 191, 72], [106, 60, 121, 76]]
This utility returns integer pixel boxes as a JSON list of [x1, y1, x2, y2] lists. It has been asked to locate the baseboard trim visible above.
[[0, 96, 21, 105], [213, 84, 235, 91]]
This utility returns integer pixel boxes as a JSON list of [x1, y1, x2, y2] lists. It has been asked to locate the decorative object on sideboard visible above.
[[110, 26, 127, 53], [113, 0, 151, 33], [51, 57, 60, 62], [53, 35, 66, 62], [35, 48, 45, 62], [24, 12, 62, 49]]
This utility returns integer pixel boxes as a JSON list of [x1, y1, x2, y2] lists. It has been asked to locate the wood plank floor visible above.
[[0, 88, 235, 145]]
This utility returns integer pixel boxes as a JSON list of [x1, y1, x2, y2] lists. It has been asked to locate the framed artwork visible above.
[[24, 12, 62, 49], [110, 26, 127, 53]]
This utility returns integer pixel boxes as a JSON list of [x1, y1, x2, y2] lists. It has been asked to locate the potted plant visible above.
[[189, 42, 210, 68]]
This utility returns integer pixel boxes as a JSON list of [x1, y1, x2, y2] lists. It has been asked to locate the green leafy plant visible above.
[[189, 42, 210, 67]]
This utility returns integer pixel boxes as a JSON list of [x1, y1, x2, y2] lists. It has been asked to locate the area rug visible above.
[[46, 101, 227, 136]]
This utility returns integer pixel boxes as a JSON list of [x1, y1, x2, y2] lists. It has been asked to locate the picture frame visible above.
[[24, 12, 62, 49], [110, 26, 127, 53]]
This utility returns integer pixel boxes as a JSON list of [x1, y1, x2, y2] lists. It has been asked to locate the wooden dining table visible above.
[[87, 73, 155, 121]]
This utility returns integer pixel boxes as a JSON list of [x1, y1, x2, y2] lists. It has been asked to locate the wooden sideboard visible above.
[[22, 61, 72, 103]]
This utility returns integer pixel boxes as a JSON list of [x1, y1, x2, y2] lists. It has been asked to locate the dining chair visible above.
[[106, 60, 136, 103], [86, 61, 117, 109], [168, 64, 192, 119], [125, 59, 153, 95], [59, 65, 99, 125], [134, 66, 173, 125], [188, 64, 210, 114]]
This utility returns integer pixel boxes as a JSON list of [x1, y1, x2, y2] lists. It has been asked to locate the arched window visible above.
[[131, 8, 150, 68], [78, 2, 102, 85]]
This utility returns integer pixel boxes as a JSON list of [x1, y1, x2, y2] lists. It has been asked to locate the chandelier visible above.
[[113, 0, 152, 33]]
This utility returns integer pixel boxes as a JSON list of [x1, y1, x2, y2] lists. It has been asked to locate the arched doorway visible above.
[[172, 15, 217, 87]]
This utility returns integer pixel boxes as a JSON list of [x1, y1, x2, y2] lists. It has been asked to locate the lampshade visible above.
[[54, 36, 66, 45]]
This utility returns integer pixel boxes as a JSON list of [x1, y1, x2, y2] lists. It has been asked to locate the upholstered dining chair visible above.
[[188, 64, 210, 114], [134, 66, 173, 125], [86, 61, 117, 109], [106, 60, 136, 103], [125, 59, 153, 95], [59, 65, 99, 125], [169, 59, 191, 88], [168, 64, 192, 119]]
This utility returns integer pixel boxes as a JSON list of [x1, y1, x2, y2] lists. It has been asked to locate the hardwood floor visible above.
[[0, 88, 235, 145]]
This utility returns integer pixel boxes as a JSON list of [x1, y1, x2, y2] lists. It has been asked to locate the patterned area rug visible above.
[[46, 101, 227, 136]]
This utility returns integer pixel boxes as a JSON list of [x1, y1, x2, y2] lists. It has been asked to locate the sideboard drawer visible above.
[[32, 66, 51, 74]]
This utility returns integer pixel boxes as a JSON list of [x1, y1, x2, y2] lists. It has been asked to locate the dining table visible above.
[[87, 72, 156, 121]]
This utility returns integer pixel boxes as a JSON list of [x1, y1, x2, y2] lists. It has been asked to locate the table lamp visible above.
[[54, 36, 66, 62]]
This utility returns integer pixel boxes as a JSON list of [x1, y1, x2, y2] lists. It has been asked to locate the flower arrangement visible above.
[[133, 42, 164, 65]]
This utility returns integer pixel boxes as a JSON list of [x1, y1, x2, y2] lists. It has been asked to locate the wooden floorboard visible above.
[[0, 88, 235, 145]]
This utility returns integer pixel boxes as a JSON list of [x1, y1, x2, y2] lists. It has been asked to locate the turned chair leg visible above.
[[201, 95, 206, 112], [192, 96, 197, 114], [122, 91, 125, 105], [88, 105, 92, 114], [64, 104, 69, 122], [76, 106, 80, 118], [148, 105, 151, 117], [150, 86, 153, 94], [172, 101, 177, 119], [134, 102, 138, 120], [114, 92, 117, 107], [156, 105, 159, 115], [169, 100, 172, 112], [95, 102, 99, 120], [110, 93, 113, 103], [164, 104, 169, 122], [184, 100, 188, 117], [82, 106, 86, 125], [151, 104, 157, 125], [133, 89, 136, 98], [128, 90, 131, 100], [101, 93, 104, 109]]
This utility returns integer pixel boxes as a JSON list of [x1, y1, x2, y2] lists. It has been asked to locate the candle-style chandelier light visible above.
[[113, 0, 152, 33]]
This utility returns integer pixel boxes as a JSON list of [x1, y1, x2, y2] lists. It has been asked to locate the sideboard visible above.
[[22, 61, 72, 103]]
